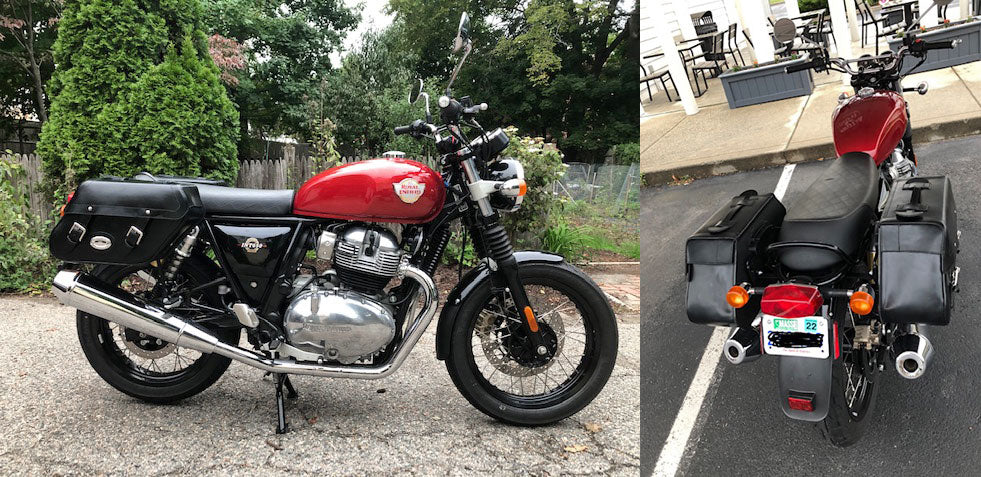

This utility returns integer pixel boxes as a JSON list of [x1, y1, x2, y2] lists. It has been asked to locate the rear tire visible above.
[[76, 255, 240, 403], [817, 298, 880, 447]]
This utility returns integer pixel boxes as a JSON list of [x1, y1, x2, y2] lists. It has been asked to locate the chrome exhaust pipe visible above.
[[724, 327, 761, 365], [893, 325, 934, 380], [52, 265, 437, 380]]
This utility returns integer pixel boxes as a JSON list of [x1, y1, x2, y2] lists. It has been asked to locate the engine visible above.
[[281, 224, 405, 364]]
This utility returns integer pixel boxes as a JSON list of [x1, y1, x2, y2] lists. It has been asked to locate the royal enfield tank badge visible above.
[[393, 178, 426, 204], [240, 237, 267, 253]]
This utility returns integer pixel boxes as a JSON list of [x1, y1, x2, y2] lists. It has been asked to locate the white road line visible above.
[[651, 163, 797, 477]]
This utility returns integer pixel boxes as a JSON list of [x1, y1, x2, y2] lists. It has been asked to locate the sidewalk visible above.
[[641, 60, 981, 186]]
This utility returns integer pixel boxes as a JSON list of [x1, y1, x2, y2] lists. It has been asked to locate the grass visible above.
[[770, 0, 783, 4], [555, 199, 640, 261]]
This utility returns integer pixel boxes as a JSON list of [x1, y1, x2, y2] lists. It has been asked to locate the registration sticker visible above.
[[762, 314, 829, 359]]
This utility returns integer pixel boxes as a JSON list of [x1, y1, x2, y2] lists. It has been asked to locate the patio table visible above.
[[881, 0, 918, 27]]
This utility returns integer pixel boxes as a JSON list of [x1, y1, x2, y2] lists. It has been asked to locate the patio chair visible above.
[[856, 1, 903, 55], [689, 31, 729, 77], [722, 23, 746, 66], [640, 65, 677, 102]]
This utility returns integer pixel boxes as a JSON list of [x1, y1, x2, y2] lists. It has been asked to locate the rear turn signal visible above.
[[59, 191, 76, 217], [726, 286, 750, 308], [850, 290, 874, 315]]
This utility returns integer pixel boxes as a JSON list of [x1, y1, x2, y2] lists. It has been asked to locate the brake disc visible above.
[[118, 326, 176, 359]]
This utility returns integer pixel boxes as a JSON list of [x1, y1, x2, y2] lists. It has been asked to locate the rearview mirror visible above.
[[409, 78, 423, 104], [773, 18, 796, 45], [453, 12, 471, 53]]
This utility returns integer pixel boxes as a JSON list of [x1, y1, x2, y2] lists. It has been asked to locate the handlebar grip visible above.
[[924, 40, 957, 50], [394, 125, 413, 135], [784, 61, 814, 74]]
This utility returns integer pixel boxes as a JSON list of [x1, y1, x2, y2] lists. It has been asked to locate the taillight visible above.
[[761, 284, 823, 318], [59, 191, 76, 217]]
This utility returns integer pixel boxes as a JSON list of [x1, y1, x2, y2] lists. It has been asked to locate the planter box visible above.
[[719, 56, 815, 109], [888, 20, 981, 74]]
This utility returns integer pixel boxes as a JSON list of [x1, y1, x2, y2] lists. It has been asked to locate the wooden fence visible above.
[[2, 153, 48, 219]]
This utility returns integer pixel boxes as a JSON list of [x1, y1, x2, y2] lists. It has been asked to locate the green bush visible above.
[[499, 127, 566, 243], [0, 158, 57, 292], [38, 0, 238, 198], [799, 0, 829, 13], [611, 143, 640, 165], [540, 222, 587, 261]]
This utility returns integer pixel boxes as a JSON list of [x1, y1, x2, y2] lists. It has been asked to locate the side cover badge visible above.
[[394, 178, 426, 204]]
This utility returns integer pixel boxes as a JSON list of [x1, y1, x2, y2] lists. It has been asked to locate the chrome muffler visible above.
[[893, 325, 934, 380], [52, 265, 437, 379], [724, 327, 761, 365]]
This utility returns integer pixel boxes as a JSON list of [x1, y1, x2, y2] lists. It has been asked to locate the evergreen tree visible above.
[[38, 0, 238, 196]]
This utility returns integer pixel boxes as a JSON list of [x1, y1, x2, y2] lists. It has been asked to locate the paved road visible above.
[[642, 135, 981, 476], [0, 297, 639, 475]]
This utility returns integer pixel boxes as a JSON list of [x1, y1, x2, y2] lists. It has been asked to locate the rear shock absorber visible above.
[[162, 226, 200, 282]]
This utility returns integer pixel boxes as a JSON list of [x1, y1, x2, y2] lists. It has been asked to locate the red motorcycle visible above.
[[48, 13, 617, 433], [685, 11, 959, 446]]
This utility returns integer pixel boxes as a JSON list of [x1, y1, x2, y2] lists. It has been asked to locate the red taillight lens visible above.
[[760, 284, 823, 318], [59, 191, 76, 217], [787, 396, 814, 412]]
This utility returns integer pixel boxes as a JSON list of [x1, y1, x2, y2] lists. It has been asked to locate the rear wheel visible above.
[[76, 255, 240, 403], [817, 298, 880, 447]]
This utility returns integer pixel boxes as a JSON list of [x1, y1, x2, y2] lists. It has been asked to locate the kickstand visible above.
[[274, 373, 298, 434]]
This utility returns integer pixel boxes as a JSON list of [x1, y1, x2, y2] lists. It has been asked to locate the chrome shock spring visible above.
[[162, 226, 200, 282]]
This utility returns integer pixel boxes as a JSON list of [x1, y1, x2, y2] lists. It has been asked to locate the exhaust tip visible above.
[[52, 269, 81, 298], [894, 332, 934, 380], [724, 327, 761, 365]]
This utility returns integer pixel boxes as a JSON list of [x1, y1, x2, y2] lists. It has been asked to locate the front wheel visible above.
[[445, 262, 618, 425]]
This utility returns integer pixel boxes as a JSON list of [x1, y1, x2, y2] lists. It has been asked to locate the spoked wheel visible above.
[[818, 298, 880, 447], [445, 262, 618, 425], [76, 256, 240, 403]]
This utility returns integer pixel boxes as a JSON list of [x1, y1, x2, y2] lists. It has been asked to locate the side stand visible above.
[[274, 373, 298, 434]]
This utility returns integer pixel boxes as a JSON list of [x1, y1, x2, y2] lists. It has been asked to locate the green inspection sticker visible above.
[[771, 318, 799, 331]]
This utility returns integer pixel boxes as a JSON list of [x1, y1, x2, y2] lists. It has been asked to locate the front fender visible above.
[[778, 355, 833, 421], [435, 251, 566, 360]]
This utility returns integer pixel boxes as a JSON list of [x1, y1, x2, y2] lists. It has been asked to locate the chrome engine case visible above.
[[283, 287, 396, 364]]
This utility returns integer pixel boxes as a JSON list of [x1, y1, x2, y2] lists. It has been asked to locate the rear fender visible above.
[[435, 251, 565, 360], [777, 355, 833, 421]]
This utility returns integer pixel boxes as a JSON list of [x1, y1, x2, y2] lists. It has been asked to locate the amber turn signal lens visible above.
[[518, 180, 527, 197], [726, 286, 750, 308], [850, 291, 874, 315]]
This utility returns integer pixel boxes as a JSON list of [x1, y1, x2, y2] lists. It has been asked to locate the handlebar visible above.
[[393, 119, 436, 136]]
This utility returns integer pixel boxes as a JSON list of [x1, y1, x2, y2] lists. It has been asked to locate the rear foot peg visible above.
[[275, 374, 298, 434]]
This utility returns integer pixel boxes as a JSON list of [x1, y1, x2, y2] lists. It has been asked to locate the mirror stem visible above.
[[446, 42, 473, 96]]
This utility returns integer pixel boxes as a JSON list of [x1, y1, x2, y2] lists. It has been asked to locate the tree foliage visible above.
[[201, 0, 358, 147], [0, 0, 61, 126], [37, 0, 239, 196]]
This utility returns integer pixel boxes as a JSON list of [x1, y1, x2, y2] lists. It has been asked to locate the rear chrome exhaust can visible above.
[[52, 266, 437, 379], [893, 326, 934, 379], [724, 327, 762, 365]]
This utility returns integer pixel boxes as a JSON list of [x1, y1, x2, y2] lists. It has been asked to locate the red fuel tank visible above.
[[832, 90, 907, 165], [293, 159, 445, 224]]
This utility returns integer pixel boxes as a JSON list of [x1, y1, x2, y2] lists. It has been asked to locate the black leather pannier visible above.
[[878, 176, 958, 325], [49, 180, 204, 265], [686, 190, 785, 326]]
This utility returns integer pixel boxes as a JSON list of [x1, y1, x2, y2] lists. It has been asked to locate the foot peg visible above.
[[724, 327, 761, 365], [274, 373, 298, 434], [893, 327, 934, 379]]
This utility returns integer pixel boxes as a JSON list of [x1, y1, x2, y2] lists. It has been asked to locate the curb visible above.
[[642, 115, 981, 187]]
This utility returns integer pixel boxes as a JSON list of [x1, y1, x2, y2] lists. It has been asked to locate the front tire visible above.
[[445, 262, 618, 425], [76, 255, 240, 403]]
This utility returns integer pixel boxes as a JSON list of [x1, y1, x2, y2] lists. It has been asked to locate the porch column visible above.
[[959, 0, 970, 19], [671, 0, 698, 40], [828, 0, 854, 84], [920, 0, 938, 28], [845, 0, 860, 39], [737, 0, 775, 62], [785, 0, 801, 19], [653, 0, 699, 115], [723, 0, 745, 45]]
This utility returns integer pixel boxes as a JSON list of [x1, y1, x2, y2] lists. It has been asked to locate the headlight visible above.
[[487, 158, 525, 212]]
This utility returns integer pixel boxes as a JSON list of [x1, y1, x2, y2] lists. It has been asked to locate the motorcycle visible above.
[[48, 13, 618, 434], [685, 3, 960, 446]]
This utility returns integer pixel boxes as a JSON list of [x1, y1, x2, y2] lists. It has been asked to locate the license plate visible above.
[[762, 315, 829, 359]]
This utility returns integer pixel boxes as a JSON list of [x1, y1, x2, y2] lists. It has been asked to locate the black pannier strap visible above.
[[897, 177, 930, 220], [68, 222, 87, 243], [707, 190, 759, 234]]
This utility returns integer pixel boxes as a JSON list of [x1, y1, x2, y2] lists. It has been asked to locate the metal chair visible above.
[[640, 65, 677, 102], [723, 23, 745, 66], [856, 1, 903, 55]]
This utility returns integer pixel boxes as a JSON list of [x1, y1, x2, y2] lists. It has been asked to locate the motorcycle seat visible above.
[[196, 185, 295, 217], [776, 152, 879, 273]]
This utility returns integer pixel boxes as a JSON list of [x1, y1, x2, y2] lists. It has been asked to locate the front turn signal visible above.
[[726, 285, 750, 308], [850, 290, 874, 315]]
